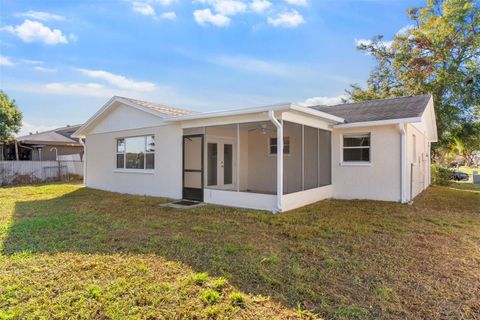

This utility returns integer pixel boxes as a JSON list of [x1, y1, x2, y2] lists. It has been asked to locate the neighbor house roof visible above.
[[16, 124, 83, 146], [310, 94, 432, 123]]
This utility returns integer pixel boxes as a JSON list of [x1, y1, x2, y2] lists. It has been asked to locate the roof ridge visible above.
[[115, 96, 196, 115], [321, 94, 432, 109], [16, 124, 83, 140]]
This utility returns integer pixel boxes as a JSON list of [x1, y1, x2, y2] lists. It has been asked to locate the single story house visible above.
[[73, 94, 437, 212], [1, 124, 84, 161]]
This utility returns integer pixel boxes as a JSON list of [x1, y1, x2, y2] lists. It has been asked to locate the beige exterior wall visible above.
[[86, 124, 183, 199], [332, 124, 401, 201], [406, 123, 430, 199]]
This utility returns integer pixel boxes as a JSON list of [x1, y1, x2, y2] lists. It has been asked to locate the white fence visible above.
[[0, 161, 83, 186]]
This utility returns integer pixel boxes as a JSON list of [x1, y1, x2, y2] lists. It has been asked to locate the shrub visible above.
[[324, 258, 337, 267], [229, 292, 245, 306], [211, 277, 228, 291], [200, 289, 220, 305], [260, 254, 278, 264], [193, 272, 209, 285], [224, 245, 237, 254], [431, 164, 451, 186]]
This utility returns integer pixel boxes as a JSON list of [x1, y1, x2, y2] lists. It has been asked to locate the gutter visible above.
[[268, 110, 283, 213], [399, 123, 407, 203]]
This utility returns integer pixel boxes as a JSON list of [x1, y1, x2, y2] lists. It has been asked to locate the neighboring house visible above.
[[1, 124, 84, 161], [73, 95, 437, 212]]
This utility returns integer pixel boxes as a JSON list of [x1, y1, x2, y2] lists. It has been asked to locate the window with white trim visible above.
[[269, 137, 290, 155], [116, 135, 155, 170], [343, 133, 370, 162]]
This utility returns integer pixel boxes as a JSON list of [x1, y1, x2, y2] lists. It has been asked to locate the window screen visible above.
[[269, 137, 290, 155], [343, 134, 370, 162]]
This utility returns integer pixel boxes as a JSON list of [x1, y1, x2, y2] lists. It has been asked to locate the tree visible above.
[[347, 0, 480, 148], [0, 91, 23, 141], [451, 121, 480, 166]]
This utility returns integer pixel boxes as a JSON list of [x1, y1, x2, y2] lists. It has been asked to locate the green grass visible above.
[[0, 183, 479, 319]]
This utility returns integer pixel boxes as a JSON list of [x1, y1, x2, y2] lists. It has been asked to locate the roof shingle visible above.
[[117, 96, 196, 117], [310, 94, 432, 123]]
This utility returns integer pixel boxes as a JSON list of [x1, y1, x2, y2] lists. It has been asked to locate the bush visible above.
[[431, 164, 451, 186], [193, 272, 209, 285], [229, 292, 245, 306], [200, 289, 220, 305]]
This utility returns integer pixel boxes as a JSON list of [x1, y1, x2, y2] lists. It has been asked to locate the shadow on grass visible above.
[[3, 188, 331, 311], [2, 185, 480, 318]]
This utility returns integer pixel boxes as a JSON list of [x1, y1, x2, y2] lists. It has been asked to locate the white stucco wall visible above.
[[332, 125, 402, 201], [84, 103, 183, 199], [406, 122, 430, 199]]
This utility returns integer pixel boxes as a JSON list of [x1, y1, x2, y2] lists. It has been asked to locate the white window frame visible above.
[[341, 133, 371, 165], [269, 136, 290, 156], [115, 135, 155, 172]]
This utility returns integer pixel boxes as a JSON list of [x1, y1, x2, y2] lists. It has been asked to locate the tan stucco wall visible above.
[[332, 124, 401, 201], [406, 123, 430, 199], [86, 124, 183, 199]]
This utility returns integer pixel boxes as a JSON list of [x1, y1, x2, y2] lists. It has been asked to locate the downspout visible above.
[[399, 123, 407, 203], [50, 147, 58, 161], [79, 138, 87, 186], [268, 110, 283, 213]]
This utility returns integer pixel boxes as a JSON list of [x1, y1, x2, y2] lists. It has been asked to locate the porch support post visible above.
[[268, 110, 283, 212], [301, 125, 305, 191], [236, 123, 240, 192]]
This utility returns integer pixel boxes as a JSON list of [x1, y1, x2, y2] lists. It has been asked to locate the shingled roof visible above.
[[16, 124, 83, 146], [117, 96, 196, 117], [310, 94, 432, 123]]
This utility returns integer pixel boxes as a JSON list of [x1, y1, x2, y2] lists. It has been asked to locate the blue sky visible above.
[[0, 0, 423, 135]]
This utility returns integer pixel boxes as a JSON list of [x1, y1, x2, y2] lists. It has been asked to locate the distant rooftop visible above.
[[16, 124, 83, 146], [311, 94, 432, 123]]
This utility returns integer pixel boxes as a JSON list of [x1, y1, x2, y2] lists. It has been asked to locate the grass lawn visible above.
[[1, 183, 479, 319]]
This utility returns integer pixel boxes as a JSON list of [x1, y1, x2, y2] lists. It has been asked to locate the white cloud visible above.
[[211, 55, 288, 75], [397, 24, 415, 35], [21, 59, 43, 65], [15, 10, 65, 22], [195, 0, 247, 16], [250, 0, 272, 12], [45, 82, 114, 97], [17, 122, 59, 137], [298, 95, 345, 107], [284, 0, 307, 6], [0, 56, 15, 66], [34, 66, 57, 72], [355, 38, 393, 49], [68, 33, 79, 42], [159, 11, 177, 19], [156, 0, 175, 5], [214, 0, 247, 15], [267, 10, 304, 27], [194, 9, 230, 27], [132, 2, 156, 16], [75, 68, 156, 91], [2, 19, 68, 45]]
